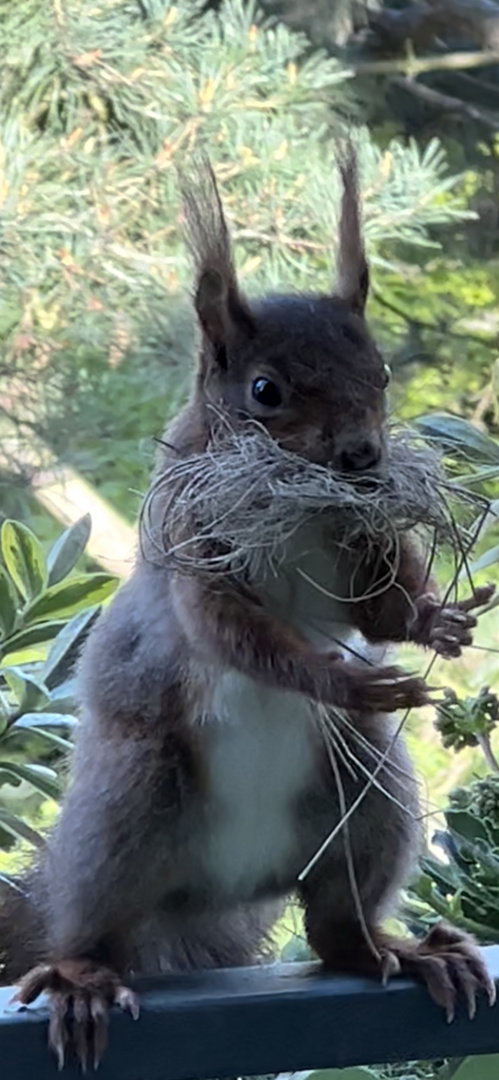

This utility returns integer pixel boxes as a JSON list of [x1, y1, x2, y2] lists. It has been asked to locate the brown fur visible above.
[[2, 152, 494, 1067]]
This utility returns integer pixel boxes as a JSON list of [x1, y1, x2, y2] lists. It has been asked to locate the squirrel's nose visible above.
[[336, 435, 382, 473]]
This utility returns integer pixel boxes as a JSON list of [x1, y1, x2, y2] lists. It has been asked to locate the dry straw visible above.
[[139, 410, 481, 590]]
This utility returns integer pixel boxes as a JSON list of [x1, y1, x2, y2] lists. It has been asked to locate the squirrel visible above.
[[1, 150, 495, 1069]]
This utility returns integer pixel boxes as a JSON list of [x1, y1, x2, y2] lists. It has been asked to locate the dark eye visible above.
[[252, 377, 282, 408]]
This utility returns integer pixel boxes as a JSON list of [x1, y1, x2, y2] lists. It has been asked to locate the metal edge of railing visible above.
[[1, 948, 499, 1080]]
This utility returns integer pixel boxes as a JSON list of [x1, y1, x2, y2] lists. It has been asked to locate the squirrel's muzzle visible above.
[[334, 431, 383, 474]]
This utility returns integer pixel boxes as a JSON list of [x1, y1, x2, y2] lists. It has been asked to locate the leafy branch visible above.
[[0, 514, 118, 852]]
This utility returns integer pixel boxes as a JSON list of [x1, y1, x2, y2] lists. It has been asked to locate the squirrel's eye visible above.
[[382, 363, 391, 388], [252, 377, 282, 408]]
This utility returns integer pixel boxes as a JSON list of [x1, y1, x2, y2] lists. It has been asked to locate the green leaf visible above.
[[34, 679, 76, 714], [0, 698, 8, 736], [43, 606, 101, 689], [0, 810, 45, 849], [0, 568, 18, 641], [24, 574, 118, 624], [303, 1070, 375, 1079], [415, 414, 499, 464], [8, 726, 74, 753], [11, 712, 78, 731], [420, 855, 460, 894], [1, 520, 48, 603], [8, 712, 77, 752], [0, 826, 22, 852], [449, 1056, 499, 1080], [47, 514, 92, 586], [42, 679, 78, 714], [416, 870, 445, 902], [0, 762, 60, 801], [445, 809, 491, 843], [281, 935, 313, 963], [0, 770, 21, 789], [0, 872, 24, 894], [0, 620, 66, 657], [456, 466, 499, 486], [470, 545, 499, 574], [2, 667, 50, 712]]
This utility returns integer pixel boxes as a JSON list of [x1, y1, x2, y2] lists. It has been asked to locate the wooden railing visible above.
[[1, 949, 499, 1080]]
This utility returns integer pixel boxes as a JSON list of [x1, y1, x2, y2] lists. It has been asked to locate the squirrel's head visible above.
[[182, 150, 389, 475]]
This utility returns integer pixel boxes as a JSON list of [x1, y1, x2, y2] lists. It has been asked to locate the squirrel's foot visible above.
[[380, 922, 496, 1021], [12, 958, 139, 1070]]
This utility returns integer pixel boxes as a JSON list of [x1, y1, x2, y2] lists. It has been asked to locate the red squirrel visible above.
[[2, 151, 495, 1068]]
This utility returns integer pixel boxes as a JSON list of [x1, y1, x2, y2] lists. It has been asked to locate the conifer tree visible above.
[[0, 0, 467, 514]]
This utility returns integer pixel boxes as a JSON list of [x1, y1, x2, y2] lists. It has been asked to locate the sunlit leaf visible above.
[[0, 762, 60, 801], [415, 414, 499, 464], [42, 679, 78, 715], [455, 466, 499, 486], [470, 545, 499, 574], [2, 667, 50, 711], [43, 605, 101, 688], [8, 726, 74, 753], [47, 514, 92, 586], [11, 712, 78, 730], [0, 620, 66, 657], [0, 568, 18, 641], [9, 712, 77, 752], [24, 574, 117, 624], [0, 700, 8, 736], [0, 809, 45, 849], [1, 521, 48, 604]]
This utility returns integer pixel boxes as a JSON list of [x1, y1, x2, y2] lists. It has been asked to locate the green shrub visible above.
[[0, 514, 118, 860]]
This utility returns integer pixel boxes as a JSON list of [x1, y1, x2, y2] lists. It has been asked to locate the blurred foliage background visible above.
[[2, 0, 499, 791], [2, 1, 499, 1077]]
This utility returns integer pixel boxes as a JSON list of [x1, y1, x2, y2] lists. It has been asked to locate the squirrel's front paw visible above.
[[12, 958, 139, 1070], [419, 584, 495, 659], [348, 665, 430, 714]]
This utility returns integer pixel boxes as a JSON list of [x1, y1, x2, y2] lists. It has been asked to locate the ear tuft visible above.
[[180, 159, 254, 351], [335, 141, 369, 315], [195, 268, 228, 345]]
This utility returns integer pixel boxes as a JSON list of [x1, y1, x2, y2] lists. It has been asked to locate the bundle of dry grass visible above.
[[140, 414, 481, 585]]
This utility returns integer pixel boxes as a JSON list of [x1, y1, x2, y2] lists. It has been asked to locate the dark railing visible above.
[[1, 947, 499, 1080]]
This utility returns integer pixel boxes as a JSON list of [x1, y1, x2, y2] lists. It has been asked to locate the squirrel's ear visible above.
[[335, 143, 369, 316], [182, 160, 254, 351], [195, 267, 253, 348]]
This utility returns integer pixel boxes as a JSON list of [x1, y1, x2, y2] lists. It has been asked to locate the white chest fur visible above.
[[197, 521, 354, 897], [199, 671, 316, 895]]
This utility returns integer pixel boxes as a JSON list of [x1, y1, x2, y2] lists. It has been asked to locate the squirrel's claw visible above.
[[379, 922, 496, 1023], [12, 960, 138, 1071]]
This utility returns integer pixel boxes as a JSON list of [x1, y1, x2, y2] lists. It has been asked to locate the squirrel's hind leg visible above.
[[302, 915, 495, 1021], [300, 716, 495, 1022]]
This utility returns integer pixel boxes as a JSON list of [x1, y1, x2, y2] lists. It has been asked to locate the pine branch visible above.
[[0, 0, 481, 514], [393, 76, 499, 133], [372, 290, 498, 351], [350, 49, 499, 79], [367, 0, 499, 53]]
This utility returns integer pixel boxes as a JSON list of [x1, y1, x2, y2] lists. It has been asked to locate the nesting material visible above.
[[139, 414, 480, 586]]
